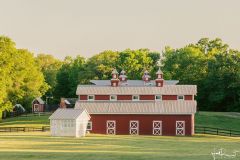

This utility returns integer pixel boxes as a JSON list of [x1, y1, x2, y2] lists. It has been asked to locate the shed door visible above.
[[34, 104, 39, 112], [153, 121, 162, 135], [176, 121, 185, 135], [129, 121, 139, 135], [106, 120, 116, 135]]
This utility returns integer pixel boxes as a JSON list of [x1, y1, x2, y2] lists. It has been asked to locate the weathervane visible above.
[[156, 51, 164, 69]]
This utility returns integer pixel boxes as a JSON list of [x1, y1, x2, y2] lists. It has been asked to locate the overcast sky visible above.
[[0, 0, 239, 59]]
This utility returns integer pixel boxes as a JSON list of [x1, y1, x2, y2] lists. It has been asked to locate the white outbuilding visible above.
[[49, 108, 90, 137]]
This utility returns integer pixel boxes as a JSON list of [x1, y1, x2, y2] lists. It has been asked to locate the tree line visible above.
[[0, 36, 239, 116]]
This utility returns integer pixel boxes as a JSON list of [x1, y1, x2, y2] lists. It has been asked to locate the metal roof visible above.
[[76, 85, 196, 95], [49, 108, 89, 120], [90, 80, 179, 86], [75, 100, 196, 115], [34, 97, 45, 104]]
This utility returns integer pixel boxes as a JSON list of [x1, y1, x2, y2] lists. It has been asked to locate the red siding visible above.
[[95, 95, 110, 100], [162, 95, 177, 100], [185, 95, 193, 100], [140, 95, 155, 100], [89, 114, 193, 136], [32, 104, 44, 112], [80, 95, 88, 100], [117, 95, 132, 100]]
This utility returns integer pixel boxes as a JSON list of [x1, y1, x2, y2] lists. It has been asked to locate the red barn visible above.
[[32, 98, 45, 113], [75, 69, 197, 136]]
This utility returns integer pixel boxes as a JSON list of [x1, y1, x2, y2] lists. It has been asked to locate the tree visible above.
[[35, 54, 63, 103], [0, 36, 18, 114], [85, 50, 119, 80], [117, 49, 154, 79], [0, 36, 49, 115], [54, 56, 86, 99]]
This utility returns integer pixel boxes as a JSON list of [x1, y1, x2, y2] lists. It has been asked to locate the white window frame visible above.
[[129, 120, 139, 135], [106, 120, 116, 135], [155, 95, 162, 101], [88, 95, 95, 101], [152, 121, 162, 135], [177, 95, 184, 100], [87, 121, 92, 130], [110, 95, 117, 101], [176, 121, 185, 136], [132, 95, 139, 101]]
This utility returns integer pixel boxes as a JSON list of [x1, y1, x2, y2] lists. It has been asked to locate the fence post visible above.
[[42, 126, 45, 132]]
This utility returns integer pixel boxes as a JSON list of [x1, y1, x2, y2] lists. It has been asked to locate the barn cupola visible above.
[[155, 68, 164, 87], [119, 70, 127, 82], [111, 68, 120, 87], [142, 70, 151, 83]]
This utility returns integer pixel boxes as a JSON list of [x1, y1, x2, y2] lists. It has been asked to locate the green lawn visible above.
[[0, 132, 239, 160], [0, 112, 240, 160], [195, 112, 240, 130], [0, 114, 50, 127]]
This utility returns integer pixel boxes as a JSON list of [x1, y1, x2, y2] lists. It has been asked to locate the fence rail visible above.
[[0, 126, 50, 132], [195, 126, 240, 137]]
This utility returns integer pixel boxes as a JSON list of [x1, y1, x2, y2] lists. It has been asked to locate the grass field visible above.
[[195, 112, 240, 130], [0, 112, 240, 160], [0, 132, 239, 160]]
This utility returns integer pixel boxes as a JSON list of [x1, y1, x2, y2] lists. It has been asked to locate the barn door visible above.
[[106, 120, 116, 135], [129, 121, 139, 135], [176, 121, 185, 135], [153, 121, 162, 135]]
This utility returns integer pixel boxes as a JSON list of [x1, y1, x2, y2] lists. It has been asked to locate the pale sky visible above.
[[0, 0, 239, 59]]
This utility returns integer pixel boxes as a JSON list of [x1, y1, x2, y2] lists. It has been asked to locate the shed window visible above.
[[87, 121, 92, 130], [177, 95, 184, 100], [155, 95, 162, 101], [110, 95, 117, 101], [88, 95, 94, 101], [132, 95, 139, 101]]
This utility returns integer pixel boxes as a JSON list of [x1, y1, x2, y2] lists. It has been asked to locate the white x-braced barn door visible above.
[[129, 121, 139, 135], [176, 121, 185, 135], [153, 121, 162, 135], [106, 120, 116, 135]]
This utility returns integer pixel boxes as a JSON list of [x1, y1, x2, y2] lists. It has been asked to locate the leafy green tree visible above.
[[0, 36, 49, 115], [117, 49, 154, 79], [85, 50, 119, 80], [35, 54, 63, 103], [0, 36, 18, 114], [54, 56, 86, 99]]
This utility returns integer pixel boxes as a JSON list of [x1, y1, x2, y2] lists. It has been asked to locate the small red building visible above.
[[32, 98, 45, 113], [75, 69, 197, 136]]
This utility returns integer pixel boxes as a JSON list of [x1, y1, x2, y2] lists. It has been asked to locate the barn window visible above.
[[132, 95, 139, 101], [87, 121, 92, 130], [177, 95, 184, 100], [88, 95, 94, 101], [110, 95, 117, 101], [155, 95, 162, 101]]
